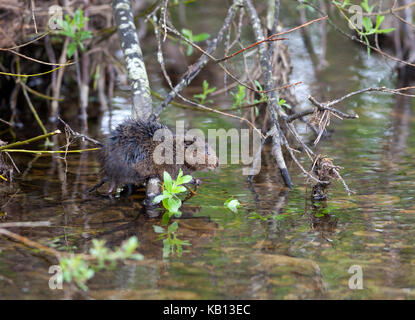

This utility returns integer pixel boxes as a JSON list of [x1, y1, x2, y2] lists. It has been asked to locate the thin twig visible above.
[[58, 118, 103, 147], [0, 130, 61, 151]]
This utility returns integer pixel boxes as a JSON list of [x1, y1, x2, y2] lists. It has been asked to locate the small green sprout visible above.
[[153, 222, 191, 259], [193, 80, 216, 104], [224, 197, 241, 213], [152, 169, 193, 225], [59, 236, 143, 291], [181, 29, 210, 56], [58, 9, 92, 58], [248, 212, 287, 221], [152, 169, 193, 259], [231, 85, 248, 110]]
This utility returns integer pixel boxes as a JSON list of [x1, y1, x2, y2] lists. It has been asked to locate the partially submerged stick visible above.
[[0, 130, 61, 151], [245, 0, 293, 188]]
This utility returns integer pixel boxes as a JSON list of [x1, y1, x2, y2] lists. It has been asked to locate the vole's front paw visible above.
[[192, 178, 202, 186]]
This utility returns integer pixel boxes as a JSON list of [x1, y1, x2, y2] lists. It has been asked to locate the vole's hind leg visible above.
[[86, 178, 107, 193], [191, 178, 202, 187]]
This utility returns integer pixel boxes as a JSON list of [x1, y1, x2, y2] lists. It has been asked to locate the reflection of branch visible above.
[[0, 228, 61, 258], [20, 84, 49, 140]]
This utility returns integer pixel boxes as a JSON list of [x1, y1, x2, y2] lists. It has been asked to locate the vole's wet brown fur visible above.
[[98, 119, 218, 194]]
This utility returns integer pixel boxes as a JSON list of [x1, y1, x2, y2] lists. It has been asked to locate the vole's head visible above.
[[183, 133, 218, 171]]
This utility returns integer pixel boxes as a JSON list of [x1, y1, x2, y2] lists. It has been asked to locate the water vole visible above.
[[92, 119, 218, 194]]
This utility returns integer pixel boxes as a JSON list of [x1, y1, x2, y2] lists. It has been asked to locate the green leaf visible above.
[[254, 80, 263, 91], [130, 253, 144, 261], [60, 30, 75, 38], [162, 238, 171, 258], [153, 225, 165, 233], [376, 28, 395, 34], [248, 212, 268, 221], [362, 17, 373, 33], [271, 214, 287, 221], [163, 171, 173, 192], [153, 194, 166, 204], [74, 9, 81, 27], [172, 186, 187, 193], [78, 42, 86, 53], [162, 212, 171, 225], [168, 221, 179, 233], [79, 31, 92, 41], [375, 15, 385, 29], [175, 169, 183, 186], [67, 42, 77, 58], [361, 0, 374, 13], [168, 198, 182, 213], [192, 33, 210, 42], [179, 175, 193, 185], [186, 45, 193, 56], [224, 198, 241, 213], [181, 28, 192, 39]]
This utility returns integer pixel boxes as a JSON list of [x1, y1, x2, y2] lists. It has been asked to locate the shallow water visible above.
[[1, 1, 415, 299]]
